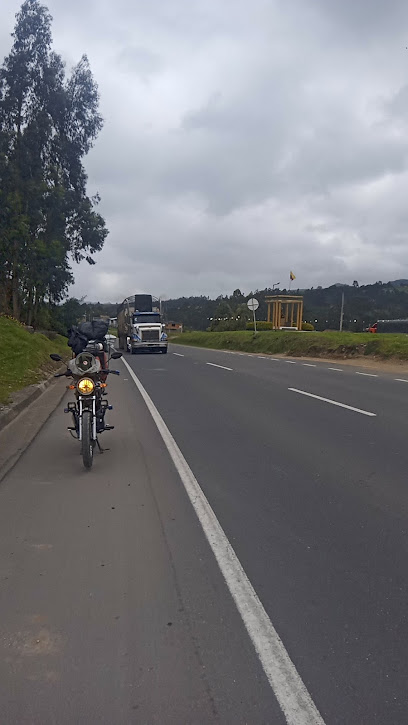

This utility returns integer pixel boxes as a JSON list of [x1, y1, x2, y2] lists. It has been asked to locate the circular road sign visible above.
[[247, 298, 259, 312]]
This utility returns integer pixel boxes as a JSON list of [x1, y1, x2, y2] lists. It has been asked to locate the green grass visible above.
[[172, 330, 408, 361], [0, 315, 70, 405]]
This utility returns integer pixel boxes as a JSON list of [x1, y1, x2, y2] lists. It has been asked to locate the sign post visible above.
[[247, 298, 259, 333]]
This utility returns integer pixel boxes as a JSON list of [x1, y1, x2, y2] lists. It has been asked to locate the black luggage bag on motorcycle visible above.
[[68, 320, 109, 356]]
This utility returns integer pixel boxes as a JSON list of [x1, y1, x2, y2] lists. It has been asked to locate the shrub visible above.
[[246, 321, 275, 331], [210, 319, 247, 332], [302, 322, 315, 331]]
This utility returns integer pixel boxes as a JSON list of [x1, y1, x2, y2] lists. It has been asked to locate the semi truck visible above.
[[117, 294, 168, 354], [367, 319, 408, 333]]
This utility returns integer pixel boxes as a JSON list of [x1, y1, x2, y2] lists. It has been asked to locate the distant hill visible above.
[[61, 280, 408, 333], [163, 280, 408, 332]]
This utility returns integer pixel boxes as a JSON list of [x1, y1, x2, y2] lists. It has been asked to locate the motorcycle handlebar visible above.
[[55, 370, 120, 378]]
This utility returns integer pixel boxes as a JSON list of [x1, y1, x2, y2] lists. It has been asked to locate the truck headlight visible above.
[[77, 378, 95, 395]]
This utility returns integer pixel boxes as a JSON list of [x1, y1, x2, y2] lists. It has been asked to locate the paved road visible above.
[[1, 343, 408, 723]]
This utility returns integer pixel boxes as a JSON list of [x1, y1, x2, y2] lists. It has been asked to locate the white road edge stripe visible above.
[[173, 352, 185, 357], [355, 372, 377, 378], [122, 357, 325, 725], [206, 362, 233, 371], [288, 388, 376, 417]]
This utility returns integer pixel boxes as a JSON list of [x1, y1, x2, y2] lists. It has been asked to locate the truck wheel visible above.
[[162, 348, 168, 354]]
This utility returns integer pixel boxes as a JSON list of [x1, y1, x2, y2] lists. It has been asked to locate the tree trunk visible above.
[[12, 272, 20, 320], [26, 286, 34, 326]]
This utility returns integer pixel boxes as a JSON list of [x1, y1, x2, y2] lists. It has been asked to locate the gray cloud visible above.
[[2, 0, 408, 301]]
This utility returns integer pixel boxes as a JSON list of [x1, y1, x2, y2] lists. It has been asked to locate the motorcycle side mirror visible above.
[[111, 351, 122, 359], [50, 353, 63, 362]]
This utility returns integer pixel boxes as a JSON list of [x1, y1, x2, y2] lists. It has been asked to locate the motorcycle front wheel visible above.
[[81, 410, 94, 469]]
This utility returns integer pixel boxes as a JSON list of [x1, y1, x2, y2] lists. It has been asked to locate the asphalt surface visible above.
[[1, 342, 408, 723]]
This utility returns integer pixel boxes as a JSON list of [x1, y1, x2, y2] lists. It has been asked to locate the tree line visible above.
[[40, 279, 408, 335], [0, 0, 107, 329]]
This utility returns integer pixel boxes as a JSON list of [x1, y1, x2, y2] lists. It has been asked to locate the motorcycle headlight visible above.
[[77, 378, 95, 395]]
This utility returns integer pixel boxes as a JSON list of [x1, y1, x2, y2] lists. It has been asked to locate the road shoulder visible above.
[[0, 378, 68, 483]]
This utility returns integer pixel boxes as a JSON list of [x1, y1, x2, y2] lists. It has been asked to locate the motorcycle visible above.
[[50, 342, 122, 469]]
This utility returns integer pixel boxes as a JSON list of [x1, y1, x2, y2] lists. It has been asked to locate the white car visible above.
[[105, 333, 117, 348]]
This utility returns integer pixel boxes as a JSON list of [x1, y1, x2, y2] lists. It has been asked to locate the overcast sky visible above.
[[2, 0, 408, 301]]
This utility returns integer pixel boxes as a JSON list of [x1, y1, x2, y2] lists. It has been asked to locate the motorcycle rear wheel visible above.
[[82, 410, 93, 469]]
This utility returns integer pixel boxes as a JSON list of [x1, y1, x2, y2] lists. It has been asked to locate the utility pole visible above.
[[339, 291, 345, 332]]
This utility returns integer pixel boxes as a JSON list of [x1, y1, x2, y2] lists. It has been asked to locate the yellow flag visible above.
[[290, 271, 296, 281]]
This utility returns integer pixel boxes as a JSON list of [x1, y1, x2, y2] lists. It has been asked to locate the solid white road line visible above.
[[303, 364, 316, 367], [206, 362, 233, 371], [395, 378, 408, 383], [288, 388, 376, 417], [122, 357, 325, 725], [356, 372, 378, 378], [173, 352, 184, 357], [328, 368, 343, 372]]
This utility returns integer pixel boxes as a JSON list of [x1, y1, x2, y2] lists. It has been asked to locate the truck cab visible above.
[[128, 311, 168, 354]]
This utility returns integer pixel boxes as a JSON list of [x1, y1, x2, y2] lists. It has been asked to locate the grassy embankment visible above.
[[0, 315, 70, 405], [172, 330, 408, 361]]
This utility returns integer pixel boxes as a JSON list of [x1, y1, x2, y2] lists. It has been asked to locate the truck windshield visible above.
[[133, 313, 161, 324]]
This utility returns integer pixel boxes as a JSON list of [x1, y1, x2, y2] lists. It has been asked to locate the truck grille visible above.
[[142, 329, 160, 342]]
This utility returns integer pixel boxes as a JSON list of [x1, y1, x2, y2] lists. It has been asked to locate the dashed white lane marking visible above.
[[258, 356, 268, 359], [173, 352, 184, 357], [395, 378, 408, 383], [286, 360, 297, 364], [270, 358, 281, 361], [206, 362, 233, 371], [122, 357, 326, 725], [288, 388, 376, 417], [303, 364, 316, 367], [328, 368, 343, 372], [356, 372, 378, 378]]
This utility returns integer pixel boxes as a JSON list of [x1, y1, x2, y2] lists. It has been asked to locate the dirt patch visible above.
[[12, 627, 64, 657]]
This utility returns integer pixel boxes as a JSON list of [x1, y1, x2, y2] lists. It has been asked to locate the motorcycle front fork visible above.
[[64, 399, 112, 437]]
